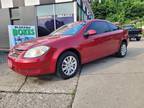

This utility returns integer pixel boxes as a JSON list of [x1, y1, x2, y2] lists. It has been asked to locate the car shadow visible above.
[[34, 72, 79, 82], [129, 38, 144, 42]]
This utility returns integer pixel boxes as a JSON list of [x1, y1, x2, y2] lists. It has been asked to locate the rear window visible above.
[[107, 22, 119, 31]]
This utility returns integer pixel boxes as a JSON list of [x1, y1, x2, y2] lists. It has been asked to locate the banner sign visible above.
[[8, 25, 37, 48]]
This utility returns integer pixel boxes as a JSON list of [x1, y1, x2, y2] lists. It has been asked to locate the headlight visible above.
[[24, 46, 50, 58]]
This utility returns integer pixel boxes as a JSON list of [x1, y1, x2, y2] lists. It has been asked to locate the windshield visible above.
[[50, 22, 85, 36]]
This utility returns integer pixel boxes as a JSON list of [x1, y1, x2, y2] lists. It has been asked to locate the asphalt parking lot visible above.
[[0, 39, 144, 108]]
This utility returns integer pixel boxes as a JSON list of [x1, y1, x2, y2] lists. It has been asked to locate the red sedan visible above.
[[8, 19, 128, 79]]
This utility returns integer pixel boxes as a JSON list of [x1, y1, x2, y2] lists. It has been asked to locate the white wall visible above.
[[25, 0, 40, 6], [55, 0, 73, 3], [0, 0, 13, 8], [73, 1, 77, 22]]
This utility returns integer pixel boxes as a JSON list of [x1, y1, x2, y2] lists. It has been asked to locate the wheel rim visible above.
[[121, 44, 127, 56], [62, 56, 78, 76]]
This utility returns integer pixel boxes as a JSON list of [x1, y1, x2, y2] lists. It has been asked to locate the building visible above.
[[0, 0, 94, 49]]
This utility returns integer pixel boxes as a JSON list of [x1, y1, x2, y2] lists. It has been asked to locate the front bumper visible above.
[[8, 50, 56, 76], [129, 34, 141, 38]]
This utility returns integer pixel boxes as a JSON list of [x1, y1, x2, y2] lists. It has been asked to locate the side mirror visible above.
[[84, 29, 97, 38]]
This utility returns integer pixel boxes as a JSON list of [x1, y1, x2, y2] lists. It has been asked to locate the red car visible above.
[[8, 19, 128, 79]]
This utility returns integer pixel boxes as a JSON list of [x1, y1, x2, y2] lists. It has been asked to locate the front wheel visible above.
[[56, 51, 81, 79], [116, 42, 127, 58]]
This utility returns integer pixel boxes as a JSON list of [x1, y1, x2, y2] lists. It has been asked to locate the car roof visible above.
[[76, 19, 108, 24], [74, 19, 111, 25]]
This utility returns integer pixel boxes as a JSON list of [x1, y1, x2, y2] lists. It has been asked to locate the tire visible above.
[[56, 51, 81, 79], [136, 37, 141, 41], [129, 38, 132, 41], [116, 42, 127, 58]]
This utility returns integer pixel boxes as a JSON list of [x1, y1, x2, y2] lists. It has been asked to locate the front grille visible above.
[[11, 53, 19, 58], [10, 49, 24, 58]]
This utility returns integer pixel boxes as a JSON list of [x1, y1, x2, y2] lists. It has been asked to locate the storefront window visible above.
[[37, 5, 55, 36], [77, 5, 85, 21], [37, 3, 74, 37], [55, 3, 74, 29]]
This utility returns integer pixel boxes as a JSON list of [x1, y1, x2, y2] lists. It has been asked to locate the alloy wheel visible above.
[[121, 44, 127, 56], [61, 56, 78, 76]]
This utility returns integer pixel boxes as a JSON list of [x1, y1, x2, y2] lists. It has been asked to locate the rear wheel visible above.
[[56, 51, 81, 79], [116, 42, 127, 57], [136, 37, 141, 41]]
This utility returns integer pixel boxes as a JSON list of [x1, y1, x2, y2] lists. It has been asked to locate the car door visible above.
[[81, 21, 113, 63], [107, 22, 122, 53]]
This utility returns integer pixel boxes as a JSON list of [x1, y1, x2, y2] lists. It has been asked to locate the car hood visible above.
[[14, 35, 69, 50]]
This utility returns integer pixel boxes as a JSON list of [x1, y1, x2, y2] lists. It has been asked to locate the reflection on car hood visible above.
[[14, 35, 68, 50]]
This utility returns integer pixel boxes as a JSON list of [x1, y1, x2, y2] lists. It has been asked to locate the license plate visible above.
[[8, 59, 12, 68]]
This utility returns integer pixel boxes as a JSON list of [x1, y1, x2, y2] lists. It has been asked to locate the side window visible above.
[[108, 22, 119, 31], [86, 21, 110, 34]]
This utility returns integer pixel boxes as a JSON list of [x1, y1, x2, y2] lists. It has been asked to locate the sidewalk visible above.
[[0, 63, 79, 108], [0, 40, 144, 108]]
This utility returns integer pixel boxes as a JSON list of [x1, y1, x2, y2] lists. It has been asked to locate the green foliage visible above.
[[126, 2, 144, 20], [91, 0, 144, 24]]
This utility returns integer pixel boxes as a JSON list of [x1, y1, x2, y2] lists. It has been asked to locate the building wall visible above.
[[0, 0, 93, 9], [40, 0, 55, 4], [13, 0, 25, 7], [0, 6, 37, 48], [0, 0, 74, 8], [0, 1, 1, 8], [0, 9, 11, 48]]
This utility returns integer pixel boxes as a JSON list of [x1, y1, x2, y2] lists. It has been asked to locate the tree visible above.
[[91, 0, 144, 24], [125, 2, 144, 20]]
